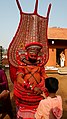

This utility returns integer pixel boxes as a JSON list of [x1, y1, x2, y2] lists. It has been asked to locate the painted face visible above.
[[28, 50, 37, 59], [25, 42, 43, 63]]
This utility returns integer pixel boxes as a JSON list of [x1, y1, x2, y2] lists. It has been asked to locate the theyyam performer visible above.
[[8, 0, 51, 118]]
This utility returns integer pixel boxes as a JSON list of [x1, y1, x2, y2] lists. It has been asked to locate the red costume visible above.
[[8, 0, 51, 118]]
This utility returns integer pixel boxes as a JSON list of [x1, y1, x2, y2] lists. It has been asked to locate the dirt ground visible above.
[[1, 69, 67, 119]]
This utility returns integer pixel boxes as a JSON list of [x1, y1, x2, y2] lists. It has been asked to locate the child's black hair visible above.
[[45, 77, 59, 93]]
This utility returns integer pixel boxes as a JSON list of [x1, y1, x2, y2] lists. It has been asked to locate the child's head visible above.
[[45, 77, 59, 93]]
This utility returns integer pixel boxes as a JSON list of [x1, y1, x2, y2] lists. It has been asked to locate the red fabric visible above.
[[14, 82, 43, 110], [14, 65, 48, 110]]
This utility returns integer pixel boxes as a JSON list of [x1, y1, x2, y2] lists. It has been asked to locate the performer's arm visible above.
[[33, 67, 48, 96]]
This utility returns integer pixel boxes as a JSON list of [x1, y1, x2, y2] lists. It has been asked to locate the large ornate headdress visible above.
[[8, 0, 51, 82]]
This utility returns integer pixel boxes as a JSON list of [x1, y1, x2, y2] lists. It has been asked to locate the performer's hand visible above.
[[34, 87, 42, 95]]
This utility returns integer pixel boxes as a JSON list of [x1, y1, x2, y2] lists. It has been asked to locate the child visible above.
[[35, 77, 63, 119]]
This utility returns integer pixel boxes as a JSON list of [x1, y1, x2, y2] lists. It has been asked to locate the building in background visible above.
[[46, 27, 67, 67]]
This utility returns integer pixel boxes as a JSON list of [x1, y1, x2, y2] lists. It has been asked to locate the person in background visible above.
[[0, 65, 14, 119], [60, 51, 65, 67], [35, 77, 63, 119]]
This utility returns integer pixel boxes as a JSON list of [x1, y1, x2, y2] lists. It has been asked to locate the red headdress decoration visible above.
[[8, 0, 51, 82]]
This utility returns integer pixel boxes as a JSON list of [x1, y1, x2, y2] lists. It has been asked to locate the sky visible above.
[[0, 0, 67, 49]]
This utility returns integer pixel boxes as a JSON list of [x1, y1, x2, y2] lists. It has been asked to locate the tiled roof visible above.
[[48, 27, 67, 40]]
